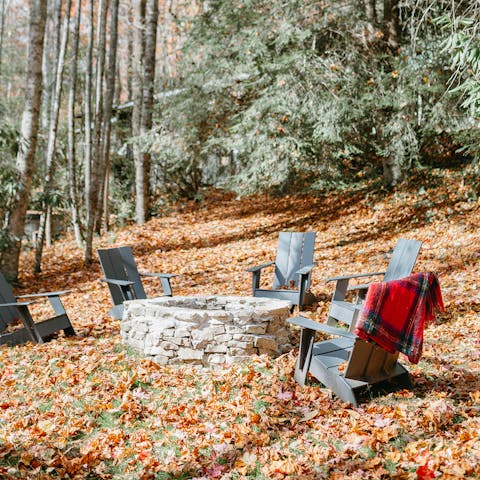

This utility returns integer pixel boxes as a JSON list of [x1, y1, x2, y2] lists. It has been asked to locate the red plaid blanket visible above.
[[354, 272, 444, 364]]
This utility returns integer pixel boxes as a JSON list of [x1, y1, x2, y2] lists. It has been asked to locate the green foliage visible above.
[[0, 115, 19, 251], [0, 163, 16, 251], [148, 0, 465, 197]]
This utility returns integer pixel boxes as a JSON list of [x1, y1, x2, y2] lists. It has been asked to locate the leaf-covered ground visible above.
[[1, 169, 479, 479]]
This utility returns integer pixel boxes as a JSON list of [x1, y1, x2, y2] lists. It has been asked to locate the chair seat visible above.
[[253, 288, 300, 303]]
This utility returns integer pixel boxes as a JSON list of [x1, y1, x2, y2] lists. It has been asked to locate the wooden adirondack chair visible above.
[[97, 246, 178, 319], [246, 232, 316, 308], [326, 238, 422, 332], [288, 316, 412, 406], [0, 273, 76, 346]]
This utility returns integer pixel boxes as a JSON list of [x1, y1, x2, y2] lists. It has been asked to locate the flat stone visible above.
[[144, 345, 175, 357], [227, 339, 255, 348], [175, 328, 191, 337], [150, 319, 175, 330], [153, 355, 170, 365], [215, 333, 233, 343], [205, 344, 228, 353], [255, 336, 278, 351], [208, 354, 227, 364], [228, 347, 257, 356], [226, 325, 244, 334], [160, 341, 179, 351], [232, 333, 255, 342], [243, 324, 267, 334], [178, 348, 204, 361]]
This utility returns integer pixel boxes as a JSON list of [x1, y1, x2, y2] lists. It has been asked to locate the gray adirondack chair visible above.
[[326, 238, 422, 332], [246, 232, 316, 308], [97, 246, 178, 319], [289, 316, 412, 406], [0, 272, 76, 346]]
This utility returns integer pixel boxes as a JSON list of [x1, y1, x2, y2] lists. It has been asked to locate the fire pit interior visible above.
[[121, 295, 292, 367]]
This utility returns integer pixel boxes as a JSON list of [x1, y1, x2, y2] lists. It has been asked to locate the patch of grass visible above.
[[253, 400, 270, 414], [384, 459, 398, 474], [37, 401, 53, 413], [95, 411, 122, 429], [359, 445, 376, 459]]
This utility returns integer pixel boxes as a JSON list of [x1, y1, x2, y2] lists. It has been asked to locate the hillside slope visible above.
[[0, 168, 479, 479]]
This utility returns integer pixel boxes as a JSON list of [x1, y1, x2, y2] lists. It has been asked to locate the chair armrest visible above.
[[0, 301, 33, 308], [140, 272, 178, 279], [347, 283, 370, 292], [296, 264, 315, 275], [16, 290, 70, 299], [100, 278, 134, 286], [288, 316, 356, 339], [325, 271, 385, 282], [246, 261, 275, 273]]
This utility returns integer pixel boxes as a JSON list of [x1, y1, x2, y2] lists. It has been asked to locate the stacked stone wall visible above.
[[121, 296, 292, 366]]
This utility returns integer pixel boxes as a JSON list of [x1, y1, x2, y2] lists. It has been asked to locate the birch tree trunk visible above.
[[0, 0, 47, 282], [84, 0, 109, 262], [67, 0, 83, 247], [41, 0, 60, 137], [0, 0, 6, 76], [83, 0, 95, 263], [132, 0, 146, 224], [34, 0, 72, 273], [126, 3, 134, 100]]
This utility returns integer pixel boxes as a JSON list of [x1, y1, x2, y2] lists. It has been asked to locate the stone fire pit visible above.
[[121, 295, 292, 367]]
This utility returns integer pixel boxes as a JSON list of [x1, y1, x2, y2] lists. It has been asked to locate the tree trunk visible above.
[[382, 156, 403, 187], [0, 0, 6, 76], [365, 0, 377, 36], [132, 0, 159, 225], [34, 0, 71, 273], [132, 0, 146, 224], [138, 0, 158, 220], [99, 0, 119, 233], [126, 3, 134, 100], [1, 0, 47, 282], [383, 0, 400, 49], [84, 0, 95, 263], [67, 0, 83, 247], [92, 0, 109, 235], [41, 0, 62, 140]]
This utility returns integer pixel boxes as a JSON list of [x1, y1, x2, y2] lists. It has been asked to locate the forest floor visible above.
[[0, 167, 479, 479]]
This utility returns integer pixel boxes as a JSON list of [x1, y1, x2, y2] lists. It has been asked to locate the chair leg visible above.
[[160, 277, 173, 296], [293, 327, 315, 387], [297, 273, 309, 310], [48, 296, 76, 337], [17, 305, 43, 344], [251, 271, 261, 295]]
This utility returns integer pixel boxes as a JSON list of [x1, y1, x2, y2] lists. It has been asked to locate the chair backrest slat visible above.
[[384, 238, 422, 282], [273, 232, 316, 289], [118, 247, 147, 299], [0, 273, 20, 331], [98, 246, 147, 306]]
